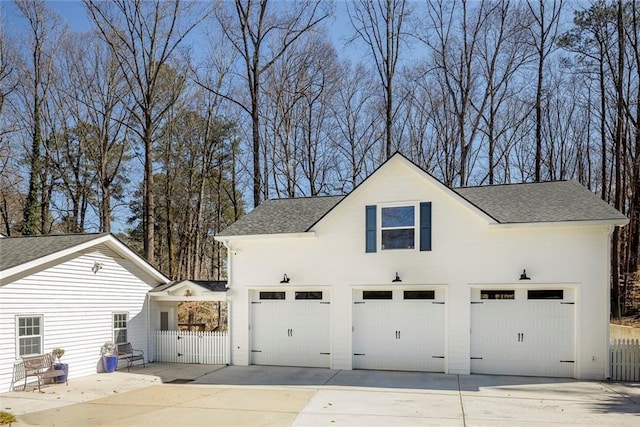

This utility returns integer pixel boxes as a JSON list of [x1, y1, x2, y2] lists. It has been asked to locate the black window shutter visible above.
[[420, 202, 432, 251], [365, 205, 377, 253]]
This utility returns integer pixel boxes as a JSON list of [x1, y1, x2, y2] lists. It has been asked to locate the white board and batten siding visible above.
[[0, 244, 155, 391]]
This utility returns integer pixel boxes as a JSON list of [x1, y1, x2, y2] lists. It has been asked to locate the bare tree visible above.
[[526, 0, 564, 182], [347, 0, 411, 159], [14, 0, 62, 235], [213, 0, 331, 207], [84, 0, 207, 263], [423, 0, 492, 186], [330, 61, 380, 191], [476, 0, 535, 184]]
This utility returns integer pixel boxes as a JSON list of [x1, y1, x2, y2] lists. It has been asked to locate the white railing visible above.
[[155, 330, 228, 365], [610, 339, 640, 381]]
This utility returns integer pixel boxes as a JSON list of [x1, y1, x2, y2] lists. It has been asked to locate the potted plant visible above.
[[51, 348, 68, 383], [101, 341, 117, 373], [52, 348, 64, 363]]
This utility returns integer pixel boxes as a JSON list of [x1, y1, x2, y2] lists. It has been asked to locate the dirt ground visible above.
[[611, 315, 640, 328]]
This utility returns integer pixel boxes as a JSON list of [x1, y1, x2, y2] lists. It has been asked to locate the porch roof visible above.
[[152, 280, 228, 293], [149, 280, 227, 301]]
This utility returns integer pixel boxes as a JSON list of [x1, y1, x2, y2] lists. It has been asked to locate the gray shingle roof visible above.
[[454, 181, 627, 224], [217, 181, 626, 237], [0, 233, 109, 272], [217, 196, 344, 237], [153, 280, 228, 292]]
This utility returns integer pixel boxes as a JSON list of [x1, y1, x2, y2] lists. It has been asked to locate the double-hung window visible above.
[[17, 315, 43, 356], [113, 313, 128, 344], [366, 202, 431, 253], [381, 206, 416, 250]]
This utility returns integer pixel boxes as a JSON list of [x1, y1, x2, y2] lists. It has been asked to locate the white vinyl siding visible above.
[[0, 244, 156, 392]]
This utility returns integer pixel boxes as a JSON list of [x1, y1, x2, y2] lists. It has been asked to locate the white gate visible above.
[[155, 330, 228, 364], [610, 339, 640, 381]]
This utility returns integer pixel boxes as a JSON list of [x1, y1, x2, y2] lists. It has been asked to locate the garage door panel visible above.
[[250, 290, 330, 368], [471, 290, 575, 378], [353, 290, 445, 372]]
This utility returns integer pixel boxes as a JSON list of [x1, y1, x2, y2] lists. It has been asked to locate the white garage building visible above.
[[215, 153, 627, 380]]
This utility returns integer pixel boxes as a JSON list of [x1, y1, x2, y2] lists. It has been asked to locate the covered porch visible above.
[[148, 280, 229, 365]]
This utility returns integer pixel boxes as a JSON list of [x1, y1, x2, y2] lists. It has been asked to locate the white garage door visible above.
[[470, 287, 575, 378], [352, 289, 445, 372], [250, 289, 330, 368]]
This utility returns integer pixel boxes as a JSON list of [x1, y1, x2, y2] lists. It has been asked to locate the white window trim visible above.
[[113, 312, 129, 344], [15, 314, 44, 358], [379, 203, 418, 251]]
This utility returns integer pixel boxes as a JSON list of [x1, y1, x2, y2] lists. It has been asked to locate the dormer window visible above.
[[381, 206, 415, 250], [366, 202, 431, 253]]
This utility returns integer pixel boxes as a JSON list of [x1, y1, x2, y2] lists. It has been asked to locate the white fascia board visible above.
[[0, 234, 170, 285], [488, 218, 629, 230], [214, 232, 316, 242]]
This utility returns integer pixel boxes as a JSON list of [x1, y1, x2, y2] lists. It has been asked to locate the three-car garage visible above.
[[249, 285, 576, 378]]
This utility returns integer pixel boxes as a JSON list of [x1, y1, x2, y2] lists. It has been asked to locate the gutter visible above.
[[605, 225, 615, 380], [221, 240, 232, 288]]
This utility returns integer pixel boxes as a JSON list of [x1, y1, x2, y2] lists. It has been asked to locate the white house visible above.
[[0, 233, 169, 391], [215, 153, 628, 380]]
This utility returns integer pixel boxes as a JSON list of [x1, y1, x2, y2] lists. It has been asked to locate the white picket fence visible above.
[[610, 339, 640, 381], [155, 330, 228, 365]]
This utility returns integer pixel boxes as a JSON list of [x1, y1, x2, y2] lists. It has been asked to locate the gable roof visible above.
[[454, 181, 627, 224], [217, 196, 343, 237], [217, 154, 627, 237], [0, 233, 169, 284]]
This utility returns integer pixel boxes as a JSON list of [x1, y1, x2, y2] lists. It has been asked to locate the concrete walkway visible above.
[[1, 364, 639, 426]]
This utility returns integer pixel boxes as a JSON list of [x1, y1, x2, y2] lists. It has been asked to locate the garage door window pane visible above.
[[295, 291, 323, 300], [260, 291, 286, 300], [404, 290, 435, 299], [481, 290, 514, 300], [363, 291, 392, 300], [528, 290, 563, 299]]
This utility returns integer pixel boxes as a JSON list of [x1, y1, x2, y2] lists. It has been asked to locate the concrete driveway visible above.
[[2, 364, 639, 426]]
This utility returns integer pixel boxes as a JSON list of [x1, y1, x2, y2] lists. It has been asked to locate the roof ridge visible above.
[[266, 195, 345, 202], [455, 180, 572, 190], [0, 232, 109, 240]]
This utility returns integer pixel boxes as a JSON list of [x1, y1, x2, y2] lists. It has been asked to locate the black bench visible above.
[[116, 343, 145, 371]]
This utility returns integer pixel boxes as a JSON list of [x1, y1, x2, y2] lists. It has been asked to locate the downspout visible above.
[[221, 239, 232, 289], [221, 239, 232, 365], [146, 292, 152, 363], [605, 225, 615, 380]]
